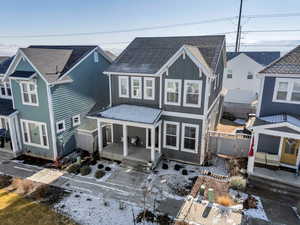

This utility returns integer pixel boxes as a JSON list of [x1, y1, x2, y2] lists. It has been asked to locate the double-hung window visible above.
[[0, 81, 12, 98], [21, 119, 48, 148], [118, 76, 129, 98], [183, 80, 202, 107], [273, 78, 300, 103], [20, 81, 38, 106], [163, 121, 180, 150], [181, 123, 199, 153], [131, 77, 142, 99], [165, 79, 182, 106], [144, 78, 155, 100]]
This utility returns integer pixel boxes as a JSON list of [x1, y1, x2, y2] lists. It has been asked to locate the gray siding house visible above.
[[248, 45, 300, 183], [91, 36, 226, 168], [1, 46, 112, 160]]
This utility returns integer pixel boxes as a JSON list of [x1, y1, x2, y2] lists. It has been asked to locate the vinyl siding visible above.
[[11, 60, 54, 159], [259, 76, 300, 117], [52, 51, 111, 157]]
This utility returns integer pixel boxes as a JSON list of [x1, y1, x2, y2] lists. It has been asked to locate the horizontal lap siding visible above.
[[52, 51, 111, 157]]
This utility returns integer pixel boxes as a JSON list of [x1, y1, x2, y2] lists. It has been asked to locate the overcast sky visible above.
[[0, 0, 299, 56]]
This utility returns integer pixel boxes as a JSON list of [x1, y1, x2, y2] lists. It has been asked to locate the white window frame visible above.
[[56, 120, 65, 133], [227, 69, 233, 79], [0, 81, 12, 99], [118, 76, 129, 98], [273, 78, 300, 104], [20, 119, 49, 149], [144, 77, 155, 100], [181, 123, 199, 153], [183, 80, 202, 108], [20, 81, 39, 106], [164, 79, 182, 106], [131, 77, 142, 99], [94, 51, 99, 63], [247, 72, 254, 79], [72, 114, 81, 127], [163, 121, 180, 150]]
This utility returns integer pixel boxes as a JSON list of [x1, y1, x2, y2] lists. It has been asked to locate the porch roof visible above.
[[253, 114, 300, 128], [0, 98, 15, 116], [96, 104, 162, 124]]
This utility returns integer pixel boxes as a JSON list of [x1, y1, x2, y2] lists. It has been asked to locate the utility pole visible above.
[[235, 0, 243, 52]]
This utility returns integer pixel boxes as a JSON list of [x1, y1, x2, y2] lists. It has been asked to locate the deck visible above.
[[101, 143, 160, 164]]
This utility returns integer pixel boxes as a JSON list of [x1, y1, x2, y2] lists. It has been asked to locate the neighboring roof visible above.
[[96, 104, 162, 124], [260, 45, 300, 74], [0, 99, 15, 116], [0, 56, 9, 63], [10, 71, 36, 79], [253, 114, 300, 127], [105, 35, 225, 74], [104, 51, 117, 61], [227, 51, 280, 66], [0, 57, 14, 74]]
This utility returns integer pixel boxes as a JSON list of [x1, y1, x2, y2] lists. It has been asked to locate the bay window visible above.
[[21, 120, 48, 148]]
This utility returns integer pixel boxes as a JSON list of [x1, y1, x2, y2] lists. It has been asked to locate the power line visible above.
[[235, 0, 243, 52], [1, 12, 300, 38]]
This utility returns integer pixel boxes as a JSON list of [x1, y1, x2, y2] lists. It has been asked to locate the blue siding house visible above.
[[248, 45, 300, 185], [90, 36, 226, 168], [2, 46, 113, 160]]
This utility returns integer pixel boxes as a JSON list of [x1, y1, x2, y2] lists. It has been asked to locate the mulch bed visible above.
[[0, 175, 12, 188], [15, 155, 54, 168]]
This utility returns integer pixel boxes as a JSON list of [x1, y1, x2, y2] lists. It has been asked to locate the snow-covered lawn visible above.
[[55, 191, 159, 225]]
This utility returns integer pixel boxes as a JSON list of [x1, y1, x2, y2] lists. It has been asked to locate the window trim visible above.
[[144, 77, 155, 100], [56, 120, 66, 133], [163, 121, 180, 150], [247, 72, 254, 80], [20, 81, 39, 106], [72, 114, 81, 127], [181, 123, 199, 153], [20, 119, 49, 149], [131, 77, 142, 99], [183, 80, 202, 108], [164, 79, 182, 106], [273, 78, 300, 104], [118, 76, 129, 98], [0, 81, 12, 99]]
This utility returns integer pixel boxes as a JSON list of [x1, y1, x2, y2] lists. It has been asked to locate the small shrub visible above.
[[229, 176, 246, 191], [174, 164, 184, 171], [0, 175, 12, 188], [182, 169, 188, 176], [162, 163, 168, 170], [243, 195, 257, 209], [217, 195, 234, 206], [97, 164, 104, 169], [11, 178, 35, 194], [66, 163, 80, 174], [105, 166, 111, 171], [80, 166, 91, 176], [94, 170, 106, 179]]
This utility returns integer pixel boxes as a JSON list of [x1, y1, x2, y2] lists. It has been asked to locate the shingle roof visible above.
[[0, 57, 14, 74], [0, 56, 9, 63], [105, 35, 225, 74], [227, 51, 280, 66], [259, 45, 300, 74], [253, 114, 300, 127], [0, 99, 15, 116]]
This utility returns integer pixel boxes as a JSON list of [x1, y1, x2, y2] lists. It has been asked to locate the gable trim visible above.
[[253, 121, 300, 133]]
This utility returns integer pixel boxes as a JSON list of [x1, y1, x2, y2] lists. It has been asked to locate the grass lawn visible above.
[[0, 189, 78, 225]]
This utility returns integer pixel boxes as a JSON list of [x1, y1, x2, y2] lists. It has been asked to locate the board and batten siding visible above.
[[10, 59, 54, 159], [259, 76, 300, 117], [51, 51, 111, 157]]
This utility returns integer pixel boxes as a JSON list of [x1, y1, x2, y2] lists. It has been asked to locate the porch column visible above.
[[123, 125, 128, 157], [158, 123, 162, 153], [151, 127, 155, 162], [98, 120, 103, 152]]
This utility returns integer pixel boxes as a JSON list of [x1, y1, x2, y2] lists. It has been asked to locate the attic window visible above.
[[94, 52, 99, 63], [227, 69, 233, 79], [247, 72, 253, 79]]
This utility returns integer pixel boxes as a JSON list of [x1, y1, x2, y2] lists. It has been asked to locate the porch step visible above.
[[122, 158, 151, 173], [0, 150, 15, 161], [248, 175, 300, 198]]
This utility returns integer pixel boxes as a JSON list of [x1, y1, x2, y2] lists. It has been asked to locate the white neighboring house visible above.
[[223, 52, 280, 118]]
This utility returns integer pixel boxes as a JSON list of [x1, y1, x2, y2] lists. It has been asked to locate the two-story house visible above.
[[2, 46, 113, 161], [223, 51, 280, 118], [90, 36, 226, 169], [248, 45, 300, 186]]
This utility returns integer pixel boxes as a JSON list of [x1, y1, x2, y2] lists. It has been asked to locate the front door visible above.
[[147, 127, 159, 149], [280, 138, 300, 166]]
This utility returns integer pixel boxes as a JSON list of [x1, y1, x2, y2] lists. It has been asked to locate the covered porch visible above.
[[94, 104, 162, 169]]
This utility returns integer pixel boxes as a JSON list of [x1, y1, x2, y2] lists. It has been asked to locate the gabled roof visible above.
[[259, 45, 300, 74], [227, 51, 280, 66], [105, 35, 225, 74], [0, 57, 14, 74]]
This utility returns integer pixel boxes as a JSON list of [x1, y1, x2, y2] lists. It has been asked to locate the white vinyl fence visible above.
[[208, 131, 251, 158]]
